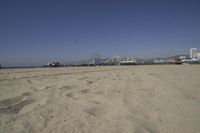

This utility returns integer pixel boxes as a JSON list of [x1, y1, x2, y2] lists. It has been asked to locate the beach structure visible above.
[[101, 55, 141, 65], [182, 58, 200, 64], [179, 56, 186, 60], [166, 58, 176, 64], [89, 54, 138, 65], [45, 62, 62, 67], [120, 56, 138, 65], [153, 59, 166, 64], [89, 53, 102, 65], [103, 55, 121, 65]]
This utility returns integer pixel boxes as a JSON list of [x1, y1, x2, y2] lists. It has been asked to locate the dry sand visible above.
[[0, 65, 200, 133]]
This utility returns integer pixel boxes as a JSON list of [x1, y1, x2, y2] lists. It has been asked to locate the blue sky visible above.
[[0, 0, 200, 67]]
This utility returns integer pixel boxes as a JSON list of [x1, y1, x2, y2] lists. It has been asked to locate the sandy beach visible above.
[[0, 65, 200, 133]]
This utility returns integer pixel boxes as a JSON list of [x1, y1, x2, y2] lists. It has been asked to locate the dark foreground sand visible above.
[[0, 65, 200, 133]]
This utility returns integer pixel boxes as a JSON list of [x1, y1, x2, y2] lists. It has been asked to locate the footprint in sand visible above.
[[87, 80, 95, 85], [0, 93, 35, 114], [94, 91, 104, 95], [80, 89, 90, 94], [91, 101, 101, 105], [59, 85, 73, 91], [78, 77, 89, 80], [128, 115, 159, 133], [84, 107, 104, 117], [65, 92, 74, 98]]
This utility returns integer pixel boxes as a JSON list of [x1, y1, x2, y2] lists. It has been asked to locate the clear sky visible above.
[[0, 0, 200, 67]]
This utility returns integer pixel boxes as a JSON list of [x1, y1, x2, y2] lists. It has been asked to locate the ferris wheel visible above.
[[90, 53, 101, 65]]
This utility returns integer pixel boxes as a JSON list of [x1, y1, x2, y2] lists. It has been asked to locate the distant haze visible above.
[[0, 0, 200, 67]]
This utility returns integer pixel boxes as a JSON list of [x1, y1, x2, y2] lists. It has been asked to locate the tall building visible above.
[[198, 53, 200, 59], [190, 48, 198, 59]]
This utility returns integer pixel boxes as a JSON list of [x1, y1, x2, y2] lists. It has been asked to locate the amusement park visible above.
[[43, 48, 200, 68], [44, 53, 140, 67]]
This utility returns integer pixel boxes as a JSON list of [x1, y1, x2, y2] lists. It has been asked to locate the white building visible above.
[[120, 57, 138, 65], [198, 53, 200, 59], [179, 56, 186, 60], [190, 48, 198, 59]]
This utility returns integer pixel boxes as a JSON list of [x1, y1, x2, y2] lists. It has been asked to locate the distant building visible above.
[[44, 62, 62, 67], [167, 58, 176, 64], [153, 59, 166, 64], [120, 57, 137, 65], [198, 53, 200, 59], [190, 48, 198, 59], [179, 56, 186, 60]]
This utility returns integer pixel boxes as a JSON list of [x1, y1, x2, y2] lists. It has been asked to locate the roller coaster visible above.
[[90, 53, 137, 65]]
